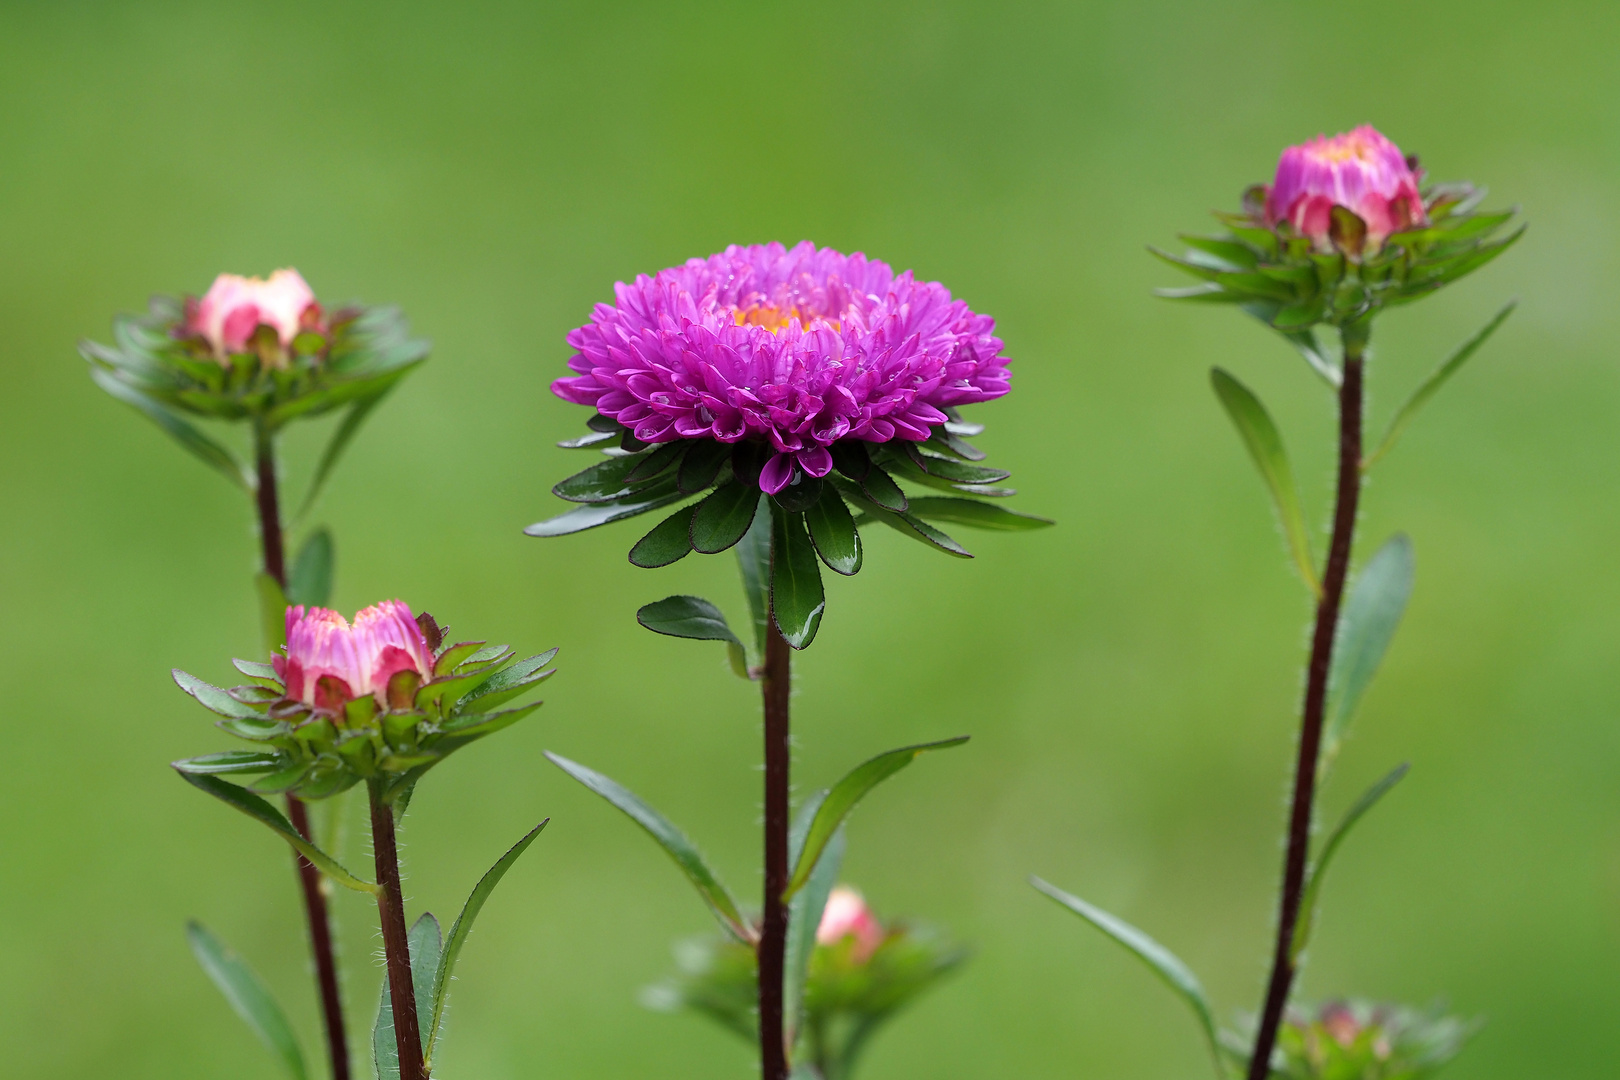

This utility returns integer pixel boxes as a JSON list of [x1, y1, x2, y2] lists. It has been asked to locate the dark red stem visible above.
[[370, 783, 427, 1080], [1246, 333, 1367, 1079], [759, 617, 792, 1080], [256, 422, 350, 1080]]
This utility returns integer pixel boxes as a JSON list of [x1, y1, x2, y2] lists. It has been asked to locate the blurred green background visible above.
[[3, 1, 1617, 1077]]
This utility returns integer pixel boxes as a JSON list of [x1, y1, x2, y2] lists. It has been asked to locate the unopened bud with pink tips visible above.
[[189, 268, 321, 361], [816, 886, 886, 962], [1264, 125, 1426, 255]]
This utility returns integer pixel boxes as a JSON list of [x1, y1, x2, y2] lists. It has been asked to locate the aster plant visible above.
[[1033, 126, 1517, 1078], [84, 270, 428, 1080], [644, 885, 966, 1080], [528, 242, 1048, 1079], [172, 600, 557, 1080]]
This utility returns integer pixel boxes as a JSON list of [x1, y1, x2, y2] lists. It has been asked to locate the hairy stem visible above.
[[759, 616, 792, 1080], [255, 422, 350, 1080], [1247, 329, 1367, 1080], [369, 783, 427, 1080]]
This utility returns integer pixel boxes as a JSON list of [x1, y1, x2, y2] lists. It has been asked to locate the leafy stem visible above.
[[759, 611, 792, 1080], [253, 419, 350, 1080], [1247, 323, 1367, 1080], [369, 781, 427, 1080]]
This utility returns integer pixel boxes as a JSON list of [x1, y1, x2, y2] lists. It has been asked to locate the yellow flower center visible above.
[[733, 303, 839, 334]]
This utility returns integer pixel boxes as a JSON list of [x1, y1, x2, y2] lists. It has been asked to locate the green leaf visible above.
[[903, 497, 1053, 531], [173, 751, 284, 775], [523, 484, 686, 537], [424, 819, 549, 1066], [691, 480, 761, 554], [784, 790, 845, 1044], [176, 771, 378, 895], [173, 669, 268, 720], [557, 430, 617, 449], [634, 594, 749, 676], [374, 912, 443, 1080], [1210, 368, 1320, 595], [859, 466, 908, 512], [545, 752, 754, 943], [769, 504, 825, 650], [1291, 763, 1409, 961], [457, 649, 558, 711], [1323, 534, 1415, 771], [88, 366, 253, 489], [783, 736, 969, 900], [1031, 877, 1222, 1076], [1364, 300, 1516, 469], [255, 573, 288, 658], [288, 528, 334, 607], [678, 439, 733, 493], [629, 505, 696, 568], [553, 454, 663, 503], [735, 496, 772, 659], [186, 921, 307, 1080], [833, 480, 974, 558], [623, 440, 688, 484], [804, 484, 862, 575]]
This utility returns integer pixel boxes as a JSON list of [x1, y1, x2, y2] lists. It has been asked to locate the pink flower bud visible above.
[[1265, 126, 1426, 253], [816, 886, 885, 962], [189, 268, 319, 360], [273, 600, 436, 713]]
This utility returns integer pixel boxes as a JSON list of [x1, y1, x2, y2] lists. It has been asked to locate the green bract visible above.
[[1224, 1000, 1478, 1080], [1155, 183, 1523, 338], [173, 635, 558, 804], [528, 411, 1051, 651], [83, 295, 428, 505]]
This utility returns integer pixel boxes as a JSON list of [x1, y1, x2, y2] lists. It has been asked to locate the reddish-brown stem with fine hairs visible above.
[[255, 422, 350, 1080], [1246, 329, 1367, 1080], [758, 616, 792, 1080], [369, 783, 427, 1080]]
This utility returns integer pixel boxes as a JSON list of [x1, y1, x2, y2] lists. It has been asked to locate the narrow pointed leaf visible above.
[[374, 913, 441, 1080], [1291, 763, 1409, 960], [678, 439, 733, 493], [629, 505, 695, 568], [296, 376, 413, 521], [176, 771, 378, 894], [1031, 877, 1221, 1074], [524, 483, 686, 536], [288, 528, 334, 607], [174, 669, 269, 720], [860, 466, 907, 512], [186, 921, 307, 1080], [784, 736, 969, 900], [1324, 534, 1415, 768], [835, 481, 974, 558], [736, 497, 772, 659], [425, 820, 549, 1065], [903, 497, 1053, 531], [770, 505, 825, 649], [1210, 368, 1319, 595], [804, 484, 862, 575], [553, 454, 663, 503], [89, 366, 252, 489], [784, 790, 845, 1043], [691, 480, 761, 553], [545, 752, 754, 942], [173, 751, 283, 775], [1365, 300, 1516, 469], [255, 573, 288, 658]]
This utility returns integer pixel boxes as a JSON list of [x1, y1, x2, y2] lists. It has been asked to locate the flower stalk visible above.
[[253, 419, 350, 1080], [759, 615, 792, 1080], [1248, 325, 1367, 1080], [369, 781, 427, 1080]]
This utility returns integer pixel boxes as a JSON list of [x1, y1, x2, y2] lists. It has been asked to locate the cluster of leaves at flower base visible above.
[[645, 919, 966, 1080], [527, 408, 1051, 648], [82, 295, 428, 499], [172, 612, 557, 805], [1224, 1000, 1478, 1080], [1154, 183, 1523, 334]]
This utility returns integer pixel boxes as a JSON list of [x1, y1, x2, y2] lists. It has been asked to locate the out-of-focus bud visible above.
[[172, 602, 557, 801], [190, 269, 321, 362], [1265, 126, 1426, 255], [1240, 999, 1479, 1080], [816, 886, 886, 963]]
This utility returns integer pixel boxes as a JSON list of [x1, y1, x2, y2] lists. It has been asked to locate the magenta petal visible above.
[[759, 452, 796, 494], [797, 446, 833, 477]]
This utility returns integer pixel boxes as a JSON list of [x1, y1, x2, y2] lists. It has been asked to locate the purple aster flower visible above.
[[551, 242, 1011, 494]]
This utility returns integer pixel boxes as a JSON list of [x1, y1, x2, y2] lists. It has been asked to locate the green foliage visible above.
[[185, 921, 307, 1080], [635, 595, 749, 677], [1031, 877, 1223, 1076], [373, 912, 442, 1080], [784, 737, 969, 900], [287, 528, 334, 608], [770, 502, 826, 649], [1291, 764, 1409, 962], [545, 752, 755, 944], [425, 819, 549, 1068], [1238, 1000, 1479, 1079], [1210, 368, 1319, 594], [1156, 189, 1523, 330], [1323, 536, 1416, 772], [785, 791, 846, 1046]]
